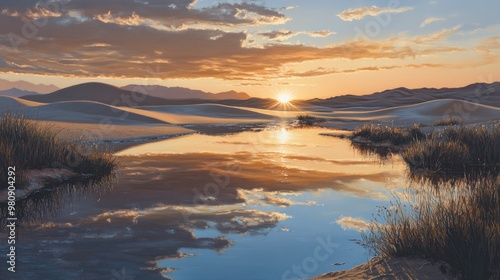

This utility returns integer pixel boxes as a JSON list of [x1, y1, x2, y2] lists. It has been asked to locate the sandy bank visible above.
[[0, 168, 76, 202], [312, 257, 455, 280]]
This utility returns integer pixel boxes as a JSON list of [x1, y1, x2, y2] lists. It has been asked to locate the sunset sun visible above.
[[276, 92, 293, 104]]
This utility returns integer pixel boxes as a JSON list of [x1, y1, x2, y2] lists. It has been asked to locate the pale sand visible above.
[[1, 95, 497, 278], [3, 94, 500, 130], [313, 257, 455, 280], [43, 121, 193, 142], [0, 95, 42, 108], [328, 99, 500, 123]]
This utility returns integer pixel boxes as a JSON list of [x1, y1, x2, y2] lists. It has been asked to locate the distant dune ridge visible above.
[[0, 81, 500, 142], [21, 82, 170, 107], [20, 82, 287, 110], [0, 96, 41, 109], [310, 82, 500, 110], [0, 78, 59, 93], [328, 99, 500, 124], [0, 88, 40, 97], [121, 84, 251, 100]]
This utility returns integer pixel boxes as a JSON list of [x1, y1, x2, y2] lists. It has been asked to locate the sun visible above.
[[276, 92, 293, 104]]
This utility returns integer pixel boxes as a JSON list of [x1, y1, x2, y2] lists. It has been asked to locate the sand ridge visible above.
[[313, 257, 455, 280]]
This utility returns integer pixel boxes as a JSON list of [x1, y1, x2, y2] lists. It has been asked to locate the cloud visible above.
[[284, 63, 446, 78], [0, 14, 454, 81], [413, 25, 462, 43], [420, 17, 445, 28], [259, 29, 295, 40], [0, 1, 472, 81], [1, 0, 290, 31], [258, 29, 334, 41], [337, 5, 413, 21], [336, 216, 370, 232], [478, 36, 500, 63]]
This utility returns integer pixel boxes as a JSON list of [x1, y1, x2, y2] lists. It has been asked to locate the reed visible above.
[[351, 124, 425, 145], [0, 113, 116, 190], [365, 179, 500, 279]]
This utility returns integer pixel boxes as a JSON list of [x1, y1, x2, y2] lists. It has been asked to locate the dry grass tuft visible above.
[[0, 113, 116, 190]]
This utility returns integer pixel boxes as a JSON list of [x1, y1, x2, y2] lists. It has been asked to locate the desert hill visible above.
[[21, 82, 171, 107], [0, 88, 40, 97], [328, 99, 500, 124], [0, 78, 59, 93], [20, 82, 285, 110], [121, 85, 250, 100], [312, 82, 500, 110]]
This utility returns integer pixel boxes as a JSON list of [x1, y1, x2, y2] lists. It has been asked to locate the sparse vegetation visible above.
[[351, 124, 425, 146], [0, 113, 116, 191], [365, 179, 500, 279], [434, 116, 464, 126], [296, 114, 325, 126], [403, 125, 500, 173], [402, 138, 469, 173], [355, 122, 500, 279]]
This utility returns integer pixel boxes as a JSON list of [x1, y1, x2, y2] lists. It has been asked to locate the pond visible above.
[[0, 127, 408, 280]]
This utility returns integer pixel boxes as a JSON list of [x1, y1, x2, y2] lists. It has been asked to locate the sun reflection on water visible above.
[[277, 127, 289, 143]]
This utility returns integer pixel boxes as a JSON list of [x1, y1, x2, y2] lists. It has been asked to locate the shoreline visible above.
[[0, 122, 274, 203], [312, 256, 456, 280]]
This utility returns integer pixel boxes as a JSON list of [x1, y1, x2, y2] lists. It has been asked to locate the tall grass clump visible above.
[[434, 116, 464, 126], [444, 125, 500, 169], [352, 124, 425, 146], [297, 114, 325, 126], [0, 113, 116, 191], [402, 138, 469, 173], [365, 179, 500, 279], [403, 125, 500, 173]]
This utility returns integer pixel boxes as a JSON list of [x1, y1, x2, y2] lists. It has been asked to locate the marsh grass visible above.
[[434, 116, 464, 126], [0, 113, 116, 190], [352, 124, 425, 145], [296, 114, 326, 126], [365, 179, 500, 279], [402, 138, 469, 173], [351, 144, 397, 162], [355, 122, 500, 278], [403, 125, 500, 173]]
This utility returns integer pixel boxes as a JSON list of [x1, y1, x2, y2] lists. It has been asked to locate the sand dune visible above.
[[129, 103, 310, 124], [4, 82, 500, 135], [44, 121, 192, 144], [15, 100, 169, 125], [0, 95, 42, 108], [139, 103, 272, 117], [326, 99, 500, 125], [21, 82, 171, 107], [310, 82, 500, 110], [0, 96, 294, 126]]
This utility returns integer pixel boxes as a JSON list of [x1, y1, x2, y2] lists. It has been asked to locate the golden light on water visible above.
[[277, 127, 289, 143]]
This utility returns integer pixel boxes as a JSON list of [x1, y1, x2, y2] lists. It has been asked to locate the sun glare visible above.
[[277, 127, 289, 143], [276, 92, 292, 104]]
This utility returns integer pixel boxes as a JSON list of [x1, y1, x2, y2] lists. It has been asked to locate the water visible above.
[[0, 127, 407, 280]]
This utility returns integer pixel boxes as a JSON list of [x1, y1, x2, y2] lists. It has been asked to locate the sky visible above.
[[0, 0, 499, 99]]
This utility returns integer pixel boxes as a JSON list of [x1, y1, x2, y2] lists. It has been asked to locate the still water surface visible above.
[[0, 127, 407, 279]]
